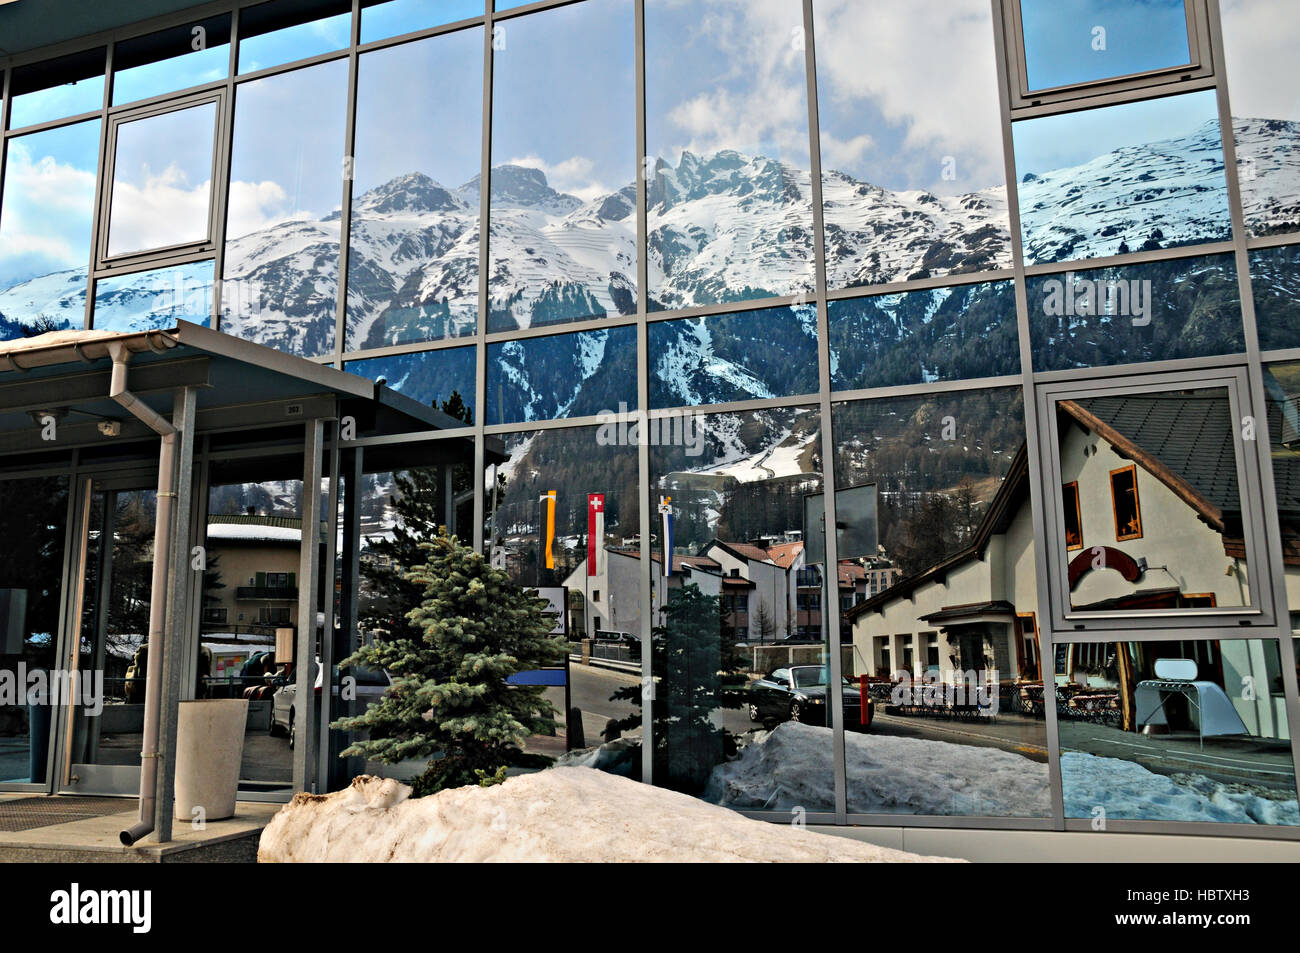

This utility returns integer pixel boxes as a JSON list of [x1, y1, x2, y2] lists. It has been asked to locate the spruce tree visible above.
[[334, 530, 566, 796]]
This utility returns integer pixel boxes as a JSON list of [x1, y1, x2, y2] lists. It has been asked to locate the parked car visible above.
[[593, 630, 637, 644], [747, 665, 869, 729], [270, 658, 392, 748]]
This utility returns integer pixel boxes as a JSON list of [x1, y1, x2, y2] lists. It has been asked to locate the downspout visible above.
[[107, 343, 179, 847]]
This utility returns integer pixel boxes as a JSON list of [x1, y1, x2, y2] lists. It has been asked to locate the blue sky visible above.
[[1020, 0, 1191, 91], [361, 0, 485, 43], [353, 25, 483, 195], [492, 0, 634, 200], [1013, 89, 1220, 177]]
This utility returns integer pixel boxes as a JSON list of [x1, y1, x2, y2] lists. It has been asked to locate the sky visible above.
[[352, 24, 483, 196], [1220, 0, 1300, 121], [1020, 0, 1191, 91], [1012, 88, 1220, 177], [491, 0, 634, 202], [360, 0, 485, 44], [812, 0, 1006, 195]]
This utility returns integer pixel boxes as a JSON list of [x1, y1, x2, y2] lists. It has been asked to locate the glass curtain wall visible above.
[[1, 0, 1299, 836]]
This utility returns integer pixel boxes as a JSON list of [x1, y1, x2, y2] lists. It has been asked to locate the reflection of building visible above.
[[203, 515, 303, 636], [564, 538, 899, 644]]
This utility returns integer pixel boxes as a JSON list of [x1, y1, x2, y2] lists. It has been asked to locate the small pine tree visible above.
[[333, 531, 566, 796]]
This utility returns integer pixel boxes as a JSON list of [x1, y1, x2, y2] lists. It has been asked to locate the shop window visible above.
[[1062, 481, 1083, 550], [1110, 465, 1142, 541]]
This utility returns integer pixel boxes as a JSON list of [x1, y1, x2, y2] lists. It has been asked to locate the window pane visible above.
[[1013, 91, 1231, 267], [222, 60, 348, 356], [830, 281, 1020, 390], [1221, 0, 1300, 237], [345, 346, 476, 425], [813, 0, 1011, 289], [347, 27, 482, 350], [1057, 638, 1298, 825], [93, 261, 214, 333], [835, 387, 1051, 817], [1253, 245, 1300, 350], [649, 407, 834, 811], [1019, 0, 1191, 92], [237, 0, 352, 74], [1052, 385, 1253, 612], [486, 324, 637, 425], [1261, 360, 1300, 644], [1027, 254, 1244, 372], [649, 305, 818, 409], [0, 120, 100, 339], [112, 16, 231, 106], [107, 102, 217, 258], [486, 424, 641, 769], [8, 49, 105, 130], [360, 0, 483, 43], [645, 0, 815, 310], [488, 0, 636, 333]]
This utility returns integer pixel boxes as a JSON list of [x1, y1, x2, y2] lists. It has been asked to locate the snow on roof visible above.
[[0, 329, 135, 355], [206, 523, 302, 543]]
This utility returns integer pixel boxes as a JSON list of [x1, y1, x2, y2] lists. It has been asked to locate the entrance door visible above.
[[0, 475, 72, 790], [59, 474, 158, 795]]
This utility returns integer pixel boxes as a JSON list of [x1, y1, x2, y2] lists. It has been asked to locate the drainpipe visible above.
[[107, 344, 179, 847]]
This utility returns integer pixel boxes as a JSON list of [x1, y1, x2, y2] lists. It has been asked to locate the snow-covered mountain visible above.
[[3, 118, 1298, 414]]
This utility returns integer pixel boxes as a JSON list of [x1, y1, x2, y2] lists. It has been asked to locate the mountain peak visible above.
[[356, 172, 462, 215]]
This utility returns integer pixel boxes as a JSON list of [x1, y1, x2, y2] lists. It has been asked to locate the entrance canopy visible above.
[[0, 321, 473, 459]]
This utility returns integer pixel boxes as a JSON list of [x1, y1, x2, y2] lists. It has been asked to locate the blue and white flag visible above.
[[658, 496, 674, 577]]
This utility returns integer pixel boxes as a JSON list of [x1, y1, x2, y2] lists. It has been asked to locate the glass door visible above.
[[0, 476, 72, 790], [59, 473, 158, 795]]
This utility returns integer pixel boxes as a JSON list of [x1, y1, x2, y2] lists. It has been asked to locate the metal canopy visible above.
[[0, 321, 479, 458]]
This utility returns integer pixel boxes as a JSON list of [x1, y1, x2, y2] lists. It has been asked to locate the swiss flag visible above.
[[587, 494, 605, 576]]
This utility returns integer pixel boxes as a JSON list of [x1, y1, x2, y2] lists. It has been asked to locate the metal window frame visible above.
[[1002, 0, 1214, 111], [1035, 365, 1277, 633], [95, 90, 226, 271]]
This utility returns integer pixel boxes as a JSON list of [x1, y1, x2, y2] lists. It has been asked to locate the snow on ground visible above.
[[705, 722, 1051, 817], [257, 768, 960, 862], [1060, 752, 1300, 826]]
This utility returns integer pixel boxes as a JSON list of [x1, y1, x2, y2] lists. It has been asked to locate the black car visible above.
[[747, 665, 869, 729]]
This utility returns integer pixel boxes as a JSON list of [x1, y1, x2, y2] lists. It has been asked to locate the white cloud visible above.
[[106, 164, 211, 256], [225, 179, 300, 241], [1220, 0, 1300, 122], [505, 154, 613, 203], [0, 140, 97, 288]]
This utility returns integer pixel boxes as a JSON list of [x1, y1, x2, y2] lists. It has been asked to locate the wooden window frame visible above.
[[1062, 481, 1083, 551], [1109, 464, 1143, 541]]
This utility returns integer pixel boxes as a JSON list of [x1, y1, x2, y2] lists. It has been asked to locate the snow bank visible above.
[[1061, 752, 1300, 826], [706, 722, 1052, 817], [257, 768, 960, 863]]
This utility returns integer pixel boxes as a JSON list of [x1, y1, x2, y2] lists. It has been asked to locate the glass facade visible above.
[[1, 0, 1299, 840]]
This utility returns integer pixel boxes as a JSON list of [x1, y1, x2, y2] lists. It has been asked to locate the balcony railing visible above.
[[235, 585, 299, 600]]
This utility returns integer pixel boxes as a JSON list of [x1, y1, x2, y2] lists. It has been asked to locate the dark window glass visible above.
[[834, 387, 1049, 816], [486, 324, 636, 425], [347, 27, 482, 350], [649, 305, 818, 409], [488, 0, 636, 333], [813, 0, 1010, 288], [222, 59, 349, 356], [1260, 360, 1300, 644], [107, 102, 218, 258], [1063, 482, 1083, 550], [360, 0, 483, 44], [1019, 0, 1192, 92], [649, 406, 833, 810], [1052, 385, 1253, 612], [111, 16, 231, 105], [92, 261, 214, 333], [8, 48, 105, 129], [0, 120, 100, 339], [645, 0, 814, 310], [830, 281, 1019, 390], [345, 346, 476, 425], [1251, 245, 1300, 350], [237, 0, 352, 74], [1027, 254, 1244, 372], [1013, 91, 1231, 267], [1221, 0, 1300, 237], [1057, 638, 1298, 825]]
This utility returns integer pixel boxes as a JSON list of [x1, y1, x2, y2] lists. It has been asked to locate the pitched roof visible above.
[[765, 541, 804, 568]]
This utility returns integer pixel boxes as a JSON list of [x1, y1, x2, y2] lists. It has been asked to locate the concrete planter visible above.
[[174, 699, 248, 822]]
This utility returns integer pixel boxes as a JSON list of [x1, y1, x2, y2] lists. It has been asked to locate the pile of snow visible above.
[[257, 769, 959, 863], [1061, 752, 1300, 826], [706, 722, 1051, 817]]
